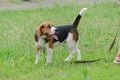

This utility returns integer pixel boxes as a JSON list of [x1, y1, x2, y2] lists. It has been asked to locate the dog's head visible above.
[[36, 22, 58, 40], [37, 22, 57, 37]]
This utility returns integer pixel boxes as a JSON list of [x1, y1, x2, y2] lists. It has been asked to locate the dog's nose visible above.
[[55, 29, 58, 32]]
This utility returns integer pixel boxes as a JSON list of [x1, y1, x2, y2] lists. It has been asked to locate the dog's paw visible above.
[[64, 58, 71, 62], [44, 63, 48, 66], [113, 60, 120, 64], [44, 62, 52, 65], [35, 61, 38, 64]]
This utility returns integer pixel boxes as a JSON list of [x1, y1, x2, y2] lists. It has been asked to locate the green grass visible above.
[[0, 2, 120, 80]]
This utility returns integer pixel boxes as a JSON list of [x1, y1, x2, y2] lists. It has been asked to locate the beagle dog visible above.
[[35, 8, 87, 64]]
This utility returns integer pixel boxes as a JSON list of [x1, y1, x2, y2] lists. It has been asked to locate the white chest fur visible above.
[[36, 37, 46, 48]]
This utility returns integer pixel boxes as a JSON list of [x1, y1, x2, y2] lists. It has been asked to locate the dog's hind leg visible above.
[[64, 49, 76, 62], [64, 43, 81, 62], [65, 33, 81, 62], [64, 33, 76, 62], [75, 43, 81, 61]]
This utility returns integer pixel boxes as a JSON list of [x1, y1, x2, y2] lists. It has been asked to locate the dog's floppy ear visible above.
[[36, 24, 43, 37], [35, 24, 44, 42], [34, 24, 42, 42]]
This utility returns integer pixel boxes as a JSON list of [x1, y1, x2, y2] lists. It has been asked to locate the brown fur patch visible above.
[[70, 28, 79, 42], [48, 39, 54, 49], [36, 47, 40, 54]]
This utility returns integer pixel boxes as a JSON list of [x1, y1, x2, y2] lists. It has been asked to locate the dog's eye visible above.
[[47, 25, 51, 28], [42, 26, 45, 28]]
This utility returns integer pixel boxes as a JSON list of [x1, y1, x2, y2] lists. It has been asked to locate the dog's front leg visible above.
[[46, 39, 54, 64], [46, 48, 53, 64], [35, 47, 41, 64]]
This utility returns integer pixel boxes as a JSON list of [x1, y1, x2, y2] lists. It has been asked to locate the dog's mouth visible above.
[[47, 31, 58, 40]]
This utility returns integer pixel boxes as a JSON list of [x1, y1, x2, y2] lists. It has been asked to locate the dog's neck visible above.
[[40, 34, 58, 43], [40, 35, 47, 39]]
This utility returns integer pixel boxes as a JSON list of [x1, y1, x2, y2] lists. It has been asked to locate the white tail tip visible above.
[[79, 8, 87, 16]]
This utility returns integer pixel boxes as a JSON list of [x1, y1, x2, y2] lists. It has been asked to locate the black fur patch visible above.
[[54, 25, 73, 42]]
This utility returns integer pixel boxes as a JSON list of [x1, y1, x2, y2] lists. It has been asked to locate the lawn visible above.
[[0, 2, 120, 80]]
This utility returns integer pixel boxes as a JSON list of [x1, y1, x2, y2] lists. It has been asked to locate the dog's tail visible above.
[[73, 8, 87, 28]]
